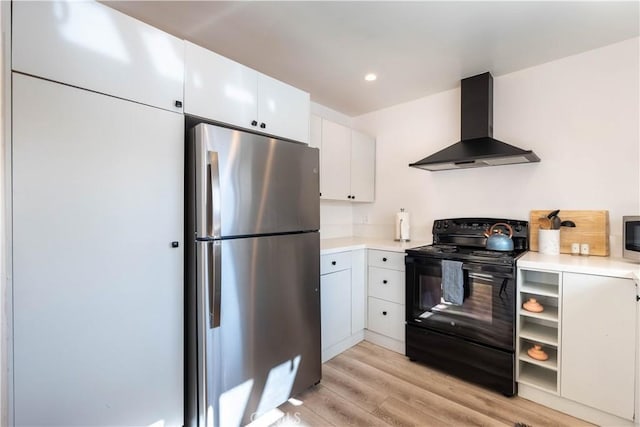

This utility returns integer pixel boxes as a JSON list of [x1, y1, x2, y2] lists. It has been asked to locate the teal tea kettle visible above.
[[484, 223, 514, 251]]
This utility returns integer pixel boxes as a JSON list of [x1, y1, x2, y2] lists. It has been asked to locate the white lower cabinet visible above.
[[320, 250, 365, 362], [365, 250, 406, 353], [517, 266, 638, 425], [561, 273, 636, 420], [321, 269, 352, 351]]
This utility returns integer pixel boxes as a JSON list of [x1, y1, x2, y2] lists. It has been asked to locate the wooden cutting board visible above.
[[529, 210, 610, 256]]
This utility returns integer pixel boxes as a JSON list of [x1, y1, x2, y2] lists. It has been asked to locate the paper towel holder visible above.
[[394, 208, 411, 242]]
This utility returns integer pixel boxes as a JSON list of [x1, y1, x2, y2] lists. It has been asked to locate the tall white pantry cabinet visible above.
[[10, 1, 184, 425]]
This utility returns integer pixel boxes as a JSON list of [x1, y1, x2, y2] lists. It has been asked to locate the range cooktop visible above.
[[406, 217, 530, 265]]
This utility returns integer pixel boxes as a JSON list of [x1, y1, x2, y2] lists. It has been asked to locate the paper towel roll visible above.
[[395, 209, 410, 241]]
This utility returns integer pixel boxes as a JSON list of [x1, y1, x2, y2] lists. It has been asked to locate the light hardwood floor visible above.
[[275, 341, 592, 427]]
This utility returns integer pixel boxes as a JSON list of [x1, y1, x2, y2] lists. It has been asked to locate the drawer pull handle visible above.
[[382, 311, 387, 316], [382, 257, 387, 262], [383, 280, 388, 284], [331, 261, 336, 265]]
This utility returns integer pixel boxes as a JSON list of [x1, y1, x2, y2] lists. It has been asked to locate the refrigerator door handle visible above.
[[209, 151, 221, 239], [209, 241, 221, 328]]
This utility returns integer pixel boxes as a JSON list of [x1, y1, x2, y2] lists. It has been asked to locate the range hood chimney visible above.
[[409, 72, 540, 171]]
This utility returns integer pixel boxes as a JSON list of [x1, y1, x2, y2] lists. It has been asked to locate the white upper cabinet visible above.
[[320, 118, 375, 202], [320, 120, 351, 200], [185, 41, 310, 143], [12, 0, 184, 113], [350, 130, 376, 202], [184, 41, 257, 129], [257, 73, 310, 143]]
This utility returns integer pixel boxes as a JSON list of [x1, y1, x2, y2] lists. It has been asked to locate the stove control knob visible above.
[[443, 221, 449, 229], [514, 224, 523, 232]]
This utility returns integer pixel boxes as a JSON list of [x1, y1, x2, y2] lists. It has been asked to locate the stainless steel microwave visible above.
[[623, 216, 640, 261]]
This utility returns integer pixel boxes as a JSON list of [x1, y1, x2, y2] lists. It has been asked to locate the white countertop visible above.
[[320, 237, 429, 255], [320, 239, 640, 284], [519, 251, 640, 282]]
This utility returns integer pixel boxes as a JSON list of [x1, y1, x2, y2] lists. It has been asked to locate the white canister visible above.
[[538, 229, 560, 255], [571, 242, 581, 255], [395, 208, 410, 242], [580, 243, 590, 256]]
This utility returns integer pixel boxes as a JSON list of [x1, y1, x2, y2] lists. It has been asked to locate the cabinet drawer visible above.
[[321, 251, 352, 275], [368, 250, 405, 271], [368, 267, 404, 304], [367, 297, 404, 341]]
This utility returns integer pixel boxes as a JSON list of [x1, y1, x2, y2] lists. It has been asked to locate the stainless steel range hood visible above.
[[409, 72, 540, 171]]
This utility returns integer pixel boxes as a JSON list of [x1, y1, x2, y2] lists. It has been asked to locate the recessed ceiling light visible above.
[[364, 73, 377, 82]]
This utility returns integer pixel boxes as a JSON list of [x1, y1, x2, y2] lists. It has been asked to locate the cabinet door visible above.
[[561, 273, 636, 420], [184, 41, 257, 129], [13, 0, 184, 112], [320, 120, 351, 201], [12, 74, 183, 426], [257, 73, 310, 144], [350, 130, 376, 202], [320, 269, 352, 351]]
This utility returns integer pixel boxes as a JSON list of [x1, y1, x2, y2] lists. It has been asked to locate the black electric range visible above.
[[405, 217, 529, 396]]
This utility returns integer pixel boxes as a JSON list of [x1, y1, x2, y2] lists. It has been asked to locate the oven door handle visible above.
[[462, 264, 513, 279]]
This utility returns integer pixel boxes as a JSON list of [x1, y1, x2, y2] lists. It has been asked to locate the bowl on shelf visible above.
[[523, 298, 544, 313], [527, 344, 549, 361]]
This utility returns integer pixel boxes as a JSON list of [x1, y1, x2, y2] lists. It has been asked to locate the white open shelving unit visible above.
[[516, 269, 561, 395]]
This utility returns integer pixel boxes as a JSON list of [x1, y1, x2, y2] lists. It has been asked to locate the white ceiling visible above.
[[102, 1, 639, 117]]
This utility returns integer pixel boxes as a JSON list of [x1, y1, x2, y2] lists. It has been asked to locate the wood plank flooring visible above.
[[275, 341, 592, 427]]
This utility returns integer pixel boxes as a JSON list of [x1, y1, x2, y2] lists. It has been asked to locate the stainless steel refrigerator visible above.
[[185, 122, 321, 427]]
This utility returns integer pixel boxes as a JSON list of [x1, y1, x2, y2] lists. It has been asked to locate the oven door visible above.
[[405, 255, 515, 351]]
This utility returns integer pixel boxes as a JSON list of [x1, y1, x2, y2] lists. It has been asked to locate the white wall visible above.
[[311, 102, 356, 238], [351, 37, 640, 255]]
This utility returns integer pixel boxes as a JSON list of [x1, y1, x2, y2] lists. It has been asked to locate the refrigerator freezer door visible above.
[[191, 232, 321, 427], [192, 123, 319, 239]]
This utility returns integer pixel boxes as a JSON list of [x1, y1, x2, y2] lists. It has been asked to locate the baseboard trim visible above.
[[518, 383, 635, 426], [364, 329, 405, 354], [321, 330, 365, 363]]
